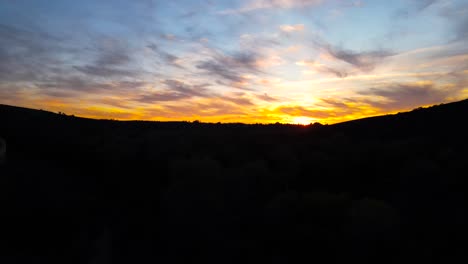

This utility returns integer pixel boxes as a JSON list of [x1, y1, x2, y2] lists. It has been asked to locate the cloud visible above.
[[256, 93, 278, 102], [396, 0, 467, 42], [415, 0, 438, 11], [298, 60, 348, 78], [238, 34, 282, 57], [73, 38, 137, 77], [301, 38, 395, 78], [279, 24, 305, 32], [0, 24, 146, 93], [277, 105, 335, 118], [222, 96, 255, 106], [439, 3, 468, 41], [394, 0, 438, 18], [0, 24, 147, 100], [137, 86, 256, 115], [34, 77, 147, 97], [219, 0, 323, 14], [454, 15, 468, 41], [137, 80, 211, 103], [0, 83, 34, 104], [147, 43, 180, 65], [73, 65, 133, 77], [196, 51, 263, 87], [358, 81, 462, 110], [35, 77, 108, 95], [341, 0, 364, 8], [0, 24, 66, 82], [320, 98, 352, 109], [95, 48, 130, 66], [160, 100, 250, 119], [197, 60, 246, 83], [273, 102, 372, 124], [281, 77, 467, 123], [324, 46, 394, 72], [161, 34, 177, 41]]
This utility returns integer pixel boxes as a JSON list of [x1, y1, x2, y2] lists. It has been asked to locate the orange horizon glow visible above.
[[5, 98, 463, 126]]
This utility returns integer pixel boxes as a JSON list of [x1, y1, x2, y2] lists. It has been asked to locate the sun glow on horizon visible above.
[[290, 116, 315, 125]]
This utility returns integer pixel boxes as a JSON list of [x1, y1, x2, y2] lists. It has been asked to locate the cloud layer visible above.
[[0, 0, 467, 124]]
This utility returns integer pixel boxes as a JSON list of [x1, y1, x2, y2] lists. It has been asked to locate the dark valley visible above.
[[1, 99, 467, 263]]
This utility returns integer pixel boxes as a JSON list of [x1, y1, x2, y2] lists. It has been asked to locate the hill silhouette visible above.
[[0, 99, 467, 263]]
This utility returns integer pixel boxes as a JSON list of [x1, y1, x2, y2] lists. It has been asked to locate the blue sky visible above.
[[1, 0, 467, 123]]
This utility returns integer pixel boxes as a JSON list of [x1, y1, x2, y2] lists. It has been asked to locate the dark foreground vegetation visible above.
[[1, 100, 467, 263]]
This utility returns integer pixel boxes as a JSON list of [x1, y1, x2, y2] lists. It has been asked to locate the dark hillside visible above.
[[329, 99, 468, 138], [0, 100, 467, 263]]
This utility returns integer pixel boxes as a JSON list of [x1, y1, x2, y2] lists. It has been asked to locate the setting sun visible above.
[[291, 116, 314, 125]]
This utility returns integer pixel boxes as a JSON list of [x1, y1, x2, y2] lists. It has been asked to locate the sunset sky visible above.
[[1, 0, 467, 124]]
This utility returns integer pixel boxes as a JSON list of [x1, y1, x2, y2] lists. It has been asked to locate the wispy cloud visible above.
[[158, 99, 251, 119], [35, 77, 147, 98], [279, 24, 305, 32], [324, 45, 394, 72], [438, 2, 468, 41], [147, 43, 182, 68], [137, 80, 211, 103], [196, 51, 264, 88], [0, 24, 68, 82], [297, 60, 348, 78], [297, 39, 396, 78], [298, 44, 394, 78], [256, 93, 279, 102], [221, 93, 255, 106], [73, 37, 137, 77], [454, 15, 468, 41], [359, 81, 462, 110], [219, 0, 323, 14], [73, 66, 133, 77], [277, 105, 330, 117]]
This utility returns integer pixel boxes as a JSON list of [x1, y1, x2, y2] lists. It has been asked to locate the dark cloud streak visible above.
[[73, 38, 138, 77], [0, 24, 67, 82], [256, 93, 278, 102], [137, 80, 211, 103], [308, 38, 395, 78], [34, 77, 147, 97], [358, 81, 462, 111], [196, 51, 263, 86], [325, 46, 394, 72], [147, 43, 183, 68], [73, 66, 133, 77], [314, 62, 348, 78]]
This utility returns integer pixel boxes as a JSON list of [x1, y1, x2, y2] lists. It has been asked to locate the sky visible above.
[[0, 0, 467, 124]]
